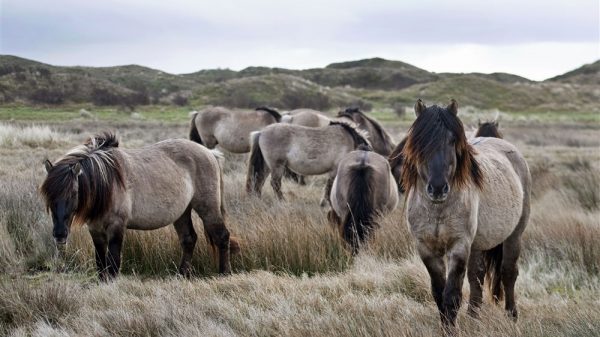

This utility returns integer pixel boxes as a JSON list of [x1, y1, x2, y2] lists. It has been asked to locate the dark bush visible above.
[[28, 88, 65, 104], [172, 94, 189, 106]]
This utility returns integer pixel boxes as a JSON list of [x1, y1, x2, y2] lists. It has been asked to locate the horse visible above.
[[475, 119, 503, 138], [337, 107, 396, 156], [246, 121, 371, 206], [388, 136, 407, 193], [401, 99, 530, 334], [328, 146, 399, 254], [40, 132, 238, 280], [281, 109, 331, 127], [189, 106, 281, 153]]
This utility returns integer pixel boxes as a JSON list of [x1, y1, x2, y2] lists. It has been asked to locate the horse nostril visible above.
[[442, 184, 449, 194], [426, 184, 434, 195]]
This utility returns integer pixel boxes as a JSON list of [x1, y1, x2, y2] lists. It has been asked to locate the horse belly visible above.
[[286, 146, 335, 176], [214, 126, 250, 153], [472, 170, 524, 251], [127, 173, 195, 230]]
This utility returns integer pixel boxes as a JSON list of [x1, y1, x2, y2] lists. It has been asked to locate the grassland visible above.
[[0, 107, 599, 336]]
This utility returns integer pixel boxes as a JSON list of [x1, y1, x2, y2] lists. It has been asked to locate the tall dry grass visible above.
[[0, 120, 598, 336]]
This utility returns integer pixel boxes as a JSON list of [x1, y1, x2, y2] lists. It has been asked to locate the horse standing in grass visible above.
[[402, 99, 530, 334], [281, 109, 331, 127], [246, 121, 371, 206], [328, 146, 398, 254], [337, 107, 396, 156], [40, 132, 237, 280], [189, 106, 281, 153]]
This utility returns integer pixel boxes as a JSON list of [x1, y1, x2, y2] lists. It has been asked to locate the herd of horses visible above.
[[40, 100, 529, 333]]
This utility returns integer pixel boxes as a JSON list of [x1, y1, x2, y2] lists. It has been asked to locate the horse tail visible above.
[[484, 243, 504, 302], [189, 112, 204, 145], [343, 159, 375, 254], [246, 131, 268, 195]]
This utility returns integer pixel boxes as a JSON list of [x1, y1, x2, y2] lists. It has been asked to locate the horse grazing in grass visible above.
[[40, 132, 238, 280], [337, 107, 396, 156], [475, 119, 503, 138], [246, 121, 371, 205], [281, 109, 331, 127], [189, 106, 281, 153], [328, 146, 398, 254], [402, 99, 530, 334]]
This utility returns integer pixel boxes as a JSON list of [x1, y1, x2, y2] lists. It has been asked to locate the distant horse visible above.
[[189, 106, 281, 153], [328, 147, 398, 254], [475, 119, 503, 138], [402, 99, 530, 333], [40, 132, 238, 280], [246, 121, 371, 205], [337, 107, 396, 156], [281, 109, 331, 127]]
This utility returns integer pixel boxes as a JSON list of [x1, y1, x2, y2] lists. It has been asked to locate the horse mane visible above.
[[401, 105, 483, 192], [329, 120, 372, 150], [388, 136, 407, 192], [255, 106, 282, 122], [339, 107, 395, 151], [40, 131, 125, 225], [475, 121, 503, 138]]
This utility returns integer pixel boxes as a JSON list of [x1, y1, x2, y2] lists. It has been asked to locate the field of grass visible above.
[[0, 107, 599, 336]]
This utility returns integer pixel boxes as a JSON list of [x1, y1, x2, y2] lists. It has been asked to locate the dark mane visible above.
[[475, 121, 503, 138], [40, 131, 125, 225], [338, 107, 395, 152], [388, 136, 407, 192], [329, 120, 372, 150], [255, 106, 282, 122], [401, 105, 482, 192]]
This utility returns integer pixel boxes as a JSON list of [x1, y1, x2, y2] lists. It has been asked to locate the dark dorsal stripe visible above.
[[255, 106, 282, 122], [329, 120, 372, 150]]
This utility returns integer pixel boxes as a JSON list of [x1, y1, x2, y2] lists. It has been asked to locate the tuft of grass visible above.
[[0, 123, 70, 148]]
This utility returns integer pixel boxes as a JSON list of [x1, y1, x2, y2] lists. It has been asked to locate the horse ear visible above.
[[447, 99, 458, 115], [414, 99, 426, 117], [71, 163, 82, 176], [43, 159, 53, 173]]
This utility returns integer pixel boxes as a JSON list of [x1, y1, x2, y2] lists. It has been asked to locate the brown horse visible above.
[[337, 107, 396, 156], [402, 99, 530, 334], [475, 119, 503, 138], [328, 146, 398, 254], [189, 106, 281, 153], [281, 109, 331, 127], [40, 132, 237, 280], [246, 121, 371, 205]]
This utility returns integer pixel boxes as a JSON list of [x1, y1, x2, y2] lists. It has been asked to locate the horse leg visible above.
[[199, 212, 231, 275], [467, 249, 485, 318], [319, 174, 335, 207], [441, 243, 469, 335], [501, 235, 522, 320], [270, 164, 285, 200], [417, 246, 446, 320], [173, 206, 197, 278], [89, 230, 108, 281], [106, 224, 125, 279]]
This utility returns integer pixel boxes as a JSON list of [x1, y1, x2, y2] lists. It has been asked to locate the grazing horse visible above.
[[189, 106, 281, 153], [402, 99, 530, 334], [40, 132, 237, 280], [281, 109, 331, 127], [328, 146, 398, 254], [246, 121, 371, 205], [475, 119, 503, 138], [337, 107, 396, 156]]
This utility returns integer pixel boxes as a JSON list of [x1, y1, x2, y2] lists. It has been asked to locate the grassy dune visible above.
[[0, 114, 599, 336]]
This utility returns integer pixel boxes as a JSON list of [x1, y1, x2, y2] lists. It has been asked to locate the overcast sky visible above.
[[1, 0, 598, 80]]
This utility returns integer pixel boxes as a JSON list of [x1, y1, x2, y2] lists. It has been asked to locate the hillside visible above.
[[547, 60, 600, 85], [0, 55, 599, 112]]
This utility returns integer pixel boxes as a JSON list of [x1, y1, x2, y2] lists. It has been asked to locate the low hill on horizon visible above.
[[0, 55, 598, 112]]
